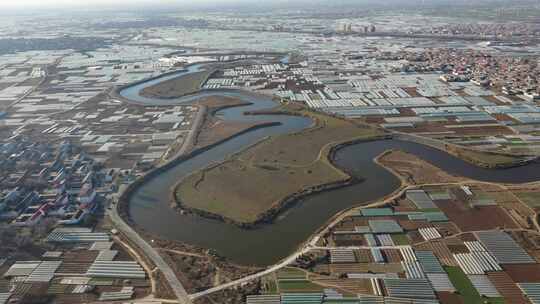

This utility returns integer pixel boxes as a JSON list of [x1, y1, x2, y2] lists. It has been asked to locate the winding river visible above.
[[121, 65, 540, 266]]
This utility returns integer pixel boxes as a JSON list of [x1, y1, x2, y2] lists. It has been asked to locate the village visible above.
[[0, 5, 539, 304]]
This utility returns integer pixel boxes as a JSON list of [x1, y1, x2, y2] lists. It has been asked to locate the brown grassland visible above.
[[174, 103, 383, 224], [141, 70, 213, 98]]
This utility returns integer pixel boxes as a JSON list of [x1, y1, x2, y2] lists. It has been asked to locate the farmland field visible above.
[[445, 266, 505, 304], [277, 280, 324, 293], [514, 191, 540, 209]]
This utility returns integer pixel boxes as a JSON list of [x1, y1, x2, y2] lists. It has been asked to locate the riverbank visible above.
[[393, 132, 534, 169], [117, 114, 283, 228], [173, 103, 384, 226], [447, 144, 534, 168], [120, 64, 540, 266], [140, 69, 215, 99], [172, 136, 392, 229]]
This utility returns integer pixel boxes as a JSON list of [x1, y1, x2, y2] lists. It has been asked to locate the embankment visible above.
[[392, 132, 535, 168], [172, 134, 391, 228]]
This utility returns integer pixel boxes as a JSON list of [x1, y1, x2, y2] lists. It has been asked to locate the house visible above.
[[4, 188, 21, 203], [524, 91, 540, 101], [78, 183, 96, 206], [104, 169, 117, 183], [12, 203, 52, 227]]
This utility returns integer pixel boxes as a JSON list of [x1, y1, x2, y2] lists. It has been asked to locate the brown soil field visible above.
[[398, 219, 432, 231], [355, 250, 373, 263], [503, 264, 540, 283], [409, 231, 425, 243], [435, 201, 518, 231], [329, 262, 402, 274], [392, 122, 449, 133], [334, 217, 370, 229], [414, 241, 458, 267], [62, 250, 99, 263], [433, 222, 461, 237], [332, 234, 365, 247], [447, 244, 469, 254], [56, 262, 91, 274], [487, 272, 531, 304], [393, 198, 419, 212], [437, 291, 465, 304], [382, 249, 402, 263], [175, 103, 382, 224], [309, 275, 372, 294], [444, 125, 515, 136]]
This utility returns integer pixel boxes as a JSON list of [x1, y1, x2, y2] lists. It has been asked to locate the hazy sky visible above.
[[0, 0, 186, 8], [0, 0, 329, 11], [0, 0, 259, 9], [0, 0, 521, 10], [0, 0, 409, 9]]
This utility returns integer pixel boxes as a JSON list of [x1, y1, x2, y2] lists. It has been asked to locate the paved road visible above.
[[189, 245, 415, 298], [312, 245, 412, 250], [189, 246, 311, 300], [106, 107, 207, 304], [190, 174, 412, 299], [176, 105, 206, 157], [171, 140, 540, 300], [108, 206, 191, 303], [7, 60, 53, 110]]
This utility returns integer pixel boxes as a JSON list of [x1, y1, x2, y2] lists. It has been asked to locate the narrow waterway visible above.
[[121, 66, 540, 266]]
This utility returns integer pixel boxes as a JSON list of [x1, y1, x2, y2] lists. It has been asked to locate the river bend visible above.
[[121, 66, 540, 266]]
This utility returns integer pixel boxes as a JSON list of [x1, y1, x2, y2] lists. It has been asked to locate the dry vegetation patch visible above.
[[175, 104, 382, 224], [141, 69, 213, 98], [378, 150, 463, 184]]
